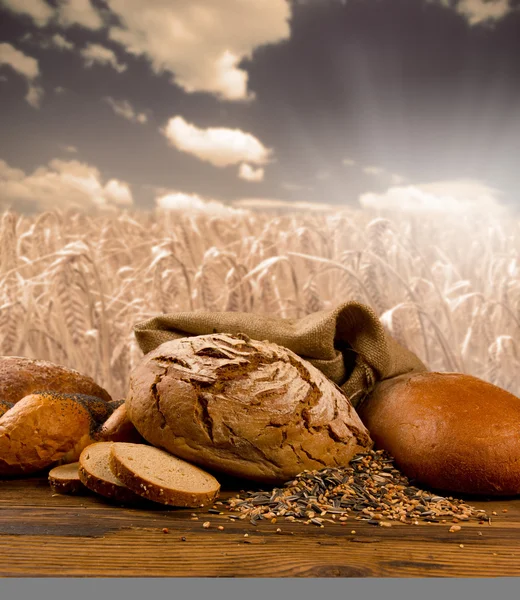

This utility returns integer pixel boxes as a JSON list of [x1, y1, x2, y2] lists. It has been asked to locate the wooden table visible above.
[[1, 476, 520, 577]]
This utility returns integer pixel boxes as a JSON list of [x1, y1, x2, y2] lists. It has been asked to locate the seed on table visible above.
[[449, 525, 462, 533], [202, 522, 210, 529], [220, 449, 490, 530], [218, 526, 224, 531]]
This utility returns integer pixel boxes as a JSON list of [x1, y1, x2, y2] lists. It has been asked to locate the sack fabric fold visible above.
[[133, 301, 427, 408]]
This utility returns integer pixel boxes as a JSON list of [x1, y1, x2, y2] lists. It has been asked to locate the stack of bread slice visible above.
[[48, 442, 220, 508]]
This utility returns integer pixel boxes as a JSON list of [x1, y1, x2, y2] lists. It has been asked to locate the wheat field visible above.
[[0, 206, 518, 401]]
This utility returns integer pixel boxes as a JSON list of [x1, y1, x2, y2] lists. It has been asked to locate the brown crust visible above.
[[108, 443, 220, 508], [0, 400, 13, 419], [48, 463, 85, 495], [0, 356, 112, 405], [126, 333, 373, 483], [0, 392, 113, 476], [78, 442, 143, 504], [98, 404, 144, 444], [357, 371, 520, 496]]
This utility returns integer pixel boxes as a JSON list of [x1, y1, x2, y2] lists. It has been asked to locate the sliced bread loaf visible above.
[[109, 442, 221, 507], [78, 442, 143, 504], [48, 462, 84, 495]]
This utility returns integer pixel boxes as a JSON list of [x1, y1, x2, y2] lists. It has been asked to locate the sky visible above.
[[0, 0, 519, 215]]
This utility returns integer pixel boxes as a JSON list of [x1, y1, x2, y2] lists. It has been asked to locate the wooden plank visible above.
[[1, 477, 520, 577]]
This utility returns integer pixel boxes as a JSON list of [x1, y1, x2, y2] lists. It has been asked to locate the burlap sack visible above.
[[133, 301, 427, 408]]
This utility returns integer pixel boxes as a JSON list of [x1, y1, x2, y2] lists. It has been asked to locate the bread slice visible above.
[[109, 442, 221, 507], [48, 462, 85, 495], [78, 442, 143, 504]]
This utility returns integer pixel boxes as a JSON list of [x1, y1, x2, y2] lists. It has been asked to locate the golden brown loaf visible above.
[[126, 333, 373, 483], [0, 392, 113, 476], [357, 371, 520, 496], [0, 356, 112, 405]]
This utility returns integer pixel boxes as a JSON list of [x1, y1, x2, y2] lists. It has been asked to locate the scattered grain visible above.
[[222, 450, 489, 529]]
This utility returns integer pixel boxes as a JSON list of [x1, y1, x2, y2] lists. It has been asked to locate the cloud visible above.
[[51, 33, 74, 51], [363, 165, 386, 177], [238, 162, 264, 182], [345, 158, 408, 185], [156, 191, 243, 216], [162, 116, 272, 168], [23, 32, 75, 51], [103, 179, 133, 206], [0, 43, 39, 79], [0, 0, 54, 26], [342, 158, 356, 167], [359, 179, 505, 214], [316, 169, 331, 180], [25, 84, 44, 108], [0, 43, 44, 108], [233, 197, 337, 212], [62, 145, 78, 153], [104, 97, 148, 124], [1, 0, 105, 29], [80, 43, 127, 73], [0, 158, 134, 212], [54, 86, 67, 94], [437, 0, 514, 25], [389, 173, 406, 185], [104, 0, 291, 100], [281, 182, 313, 192], [56, 0, 104, 30]]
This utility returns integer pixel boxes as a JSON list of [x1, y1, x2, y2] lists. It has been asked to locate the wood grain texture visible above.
[[1, 476, 520, 577]]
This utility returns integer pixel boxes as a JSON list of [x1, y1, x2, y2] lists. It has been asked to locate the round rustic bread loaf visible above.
[[0, 356, 112, 405], [126, 333, 373, 483], [356, 371, 520, 496]]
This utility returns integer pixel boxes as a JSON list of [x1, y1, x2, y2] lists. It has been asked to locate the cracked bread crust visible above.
[[126, 333, 373, 483]]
